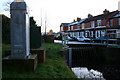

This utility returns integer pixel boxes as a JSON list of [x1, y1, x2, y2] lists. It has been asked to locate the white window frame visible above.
[[89, 32, 90, 37], [80, 32, 84, 37], [85, 32, 87, 37], [80, 32, 82, 37], [95, 31, 98, 38], [97, 20, 101, 26], [74, 32, 77, 37], [101, 30, 105, 37], [91, 31, 93, 37], [82, 23, 84, 29], [91, 21, 95, 28], [98, 31, 100, 37], [72, 32, 74, 37], [61, 27, 63, 31], [77, 32, 79, 38], [68, 26, 70, 30], [117, 29, 120, 38], [77, 24, 80, 29], [82, 32, 84, 37], [71, 26, 73, 30]]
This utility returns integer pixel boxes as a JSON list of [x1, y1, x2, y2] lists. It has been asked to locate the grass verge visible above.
[[2, 43, 78, 79]]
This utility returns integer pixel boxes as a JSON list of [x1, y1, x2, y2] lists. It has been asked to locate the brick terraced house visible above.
[[60, 9, 120, 40]]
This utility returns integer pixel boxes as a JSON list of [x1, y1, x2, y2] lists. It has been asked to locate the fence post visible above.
[[69, 48, 72, 67]]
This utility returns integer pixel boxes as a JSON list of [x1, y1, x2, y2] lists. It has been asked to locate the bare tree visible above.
[[45, 16, 47, 35], [44, 12, 49, 35], [41, 11, 49, 35]]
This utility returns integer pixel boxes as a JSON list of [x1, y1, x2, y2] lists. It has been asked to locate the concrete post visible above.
[[10, 0, 30, 59]]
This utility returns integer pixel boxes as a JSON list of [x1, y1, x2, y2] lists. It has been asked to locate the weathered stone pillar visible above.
[[10, 0, 30, 59]]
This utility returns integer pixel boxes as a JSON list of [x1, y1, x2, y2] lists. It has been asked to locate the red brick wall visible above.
[[63, 26, 68, 31], [66, 26, 68, 31], [82, 19, 108, 29], [85, 22, 91, 28], [95, 20, 97, 27], [113, 18, 118, 26], [80, 24, 82, 29], [73, 24, 77, 30], [101, 19, 107, 26]]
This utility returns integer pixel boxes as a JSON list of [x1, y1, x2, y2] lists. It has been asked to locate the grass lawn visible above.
[[2, 43, 78, 79]]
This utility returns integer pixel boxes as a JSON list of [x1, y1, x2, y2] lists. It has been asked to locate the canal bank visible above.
[[62, 43, 120, 80]]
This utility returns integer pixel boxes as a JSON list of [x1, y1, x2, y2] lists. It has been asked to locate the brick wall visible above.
[[85, 22, 91, 28], [113, 18, 118, 26], [73, 24, 77, 30], [63, 26, 68, 31], [80, 24, 82, 29], [101, 19, 107, 26], [95, 20, 97, 27]]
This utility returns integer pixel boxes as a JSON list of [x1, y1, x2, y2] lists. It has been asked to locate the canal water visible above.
[[71, 67, 106, 80]]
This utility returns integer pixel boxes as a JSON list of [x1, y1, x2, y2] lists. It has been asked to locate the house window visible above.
[[91, 31, 93, 37], [110, 19, 113, 26], [95, 31, 97, 38], [117, 30, 120, 38], [72, 33, 74, 37], [82, 23, 84, 29], [61, 27, 63, 31], [69, 32, 71, 36], [91, 21, 94, 28], [107, 22, 109, 26], [85, 32, 87, 37], [74, 32, 76, 37], [80, 32, 82, 37], [101, 30, 105, 37], [77, 32, 79, 37], [77, 24, 80, 29], [80, 32, 84, 37], [71, 26, 73, 30], [65, 26, 67, 31], [119, 18, 120, 26], [68, 26, 70, 30], [97, 20, 101, 26], [98, 31, 100, 37], [89, 32, 90, 37]]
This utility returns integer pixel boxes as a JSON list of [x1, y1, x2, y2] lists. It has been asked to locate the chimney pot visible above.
[[103, 9, 109, 14], [88, 14, 93, 18], [77, 17, 81, 21]]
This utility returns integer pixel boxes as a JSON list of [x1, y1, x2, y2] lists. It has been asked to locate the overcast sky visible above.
[[0, 0, 120, 32]]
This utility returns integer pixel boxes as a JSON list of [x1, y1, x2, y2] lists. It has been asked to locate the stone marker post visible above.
[[10, 0, 30, 59]]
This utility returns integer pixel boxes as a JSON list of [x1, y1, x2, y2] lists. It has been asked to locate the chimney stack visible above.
[[103, 9, 109, 14], [77, 17, 81, 21], [88, 14, 93, 18]]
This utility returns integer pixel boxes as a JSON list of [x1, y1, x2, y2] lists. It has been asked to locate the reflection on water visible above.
[[71, 67, 106, 80]]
